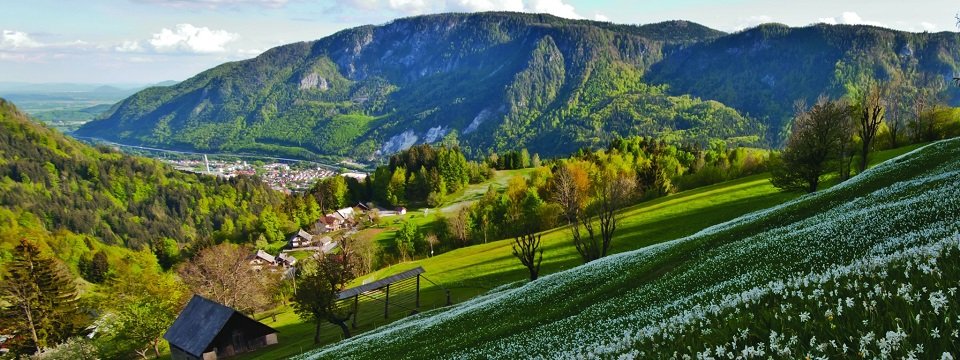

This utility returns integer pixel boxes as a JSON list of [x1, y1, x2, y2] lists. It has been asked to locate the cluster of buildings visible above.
[[259, 163, 335, 192], [164, 157, 339, 192]]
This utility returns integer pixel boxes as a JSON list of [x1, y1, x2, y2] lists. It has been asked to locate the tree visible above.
[[437, 147, 469, 193], [176, 243, 275, 314], [552, 161, 595, 262], [884, 77, 909, 148], [393, 220, 420, 261], [511, 190, 547, 281], [771, 97, 850, 193], [78, 250, 109, 284], [316, 175, 348, 212], [258, 208, 284, 243], [97, 268, 188, 359], [30, 337, 98, 360], [449, 206, 472, 246], [424, 233, 439, 257], [292, 241, 359, 343], [856, 81, 886, 173], [0, 239, 82, 354], [590, 168, 637, 259], [386, 166, 407, 207]]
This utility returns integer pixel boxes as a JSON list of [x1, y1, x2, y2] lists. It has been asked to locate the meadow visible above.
[[285, 140, 958, 359]]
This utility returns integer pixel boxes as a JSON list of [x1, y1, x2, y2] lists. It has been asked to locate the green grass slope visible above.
[[233, 170, 792, 360], [298, 139, 960, 359]]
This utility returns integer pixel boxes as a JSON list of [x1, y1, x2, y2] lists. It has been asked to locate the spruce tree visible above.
[[0, 239, 82, 354]]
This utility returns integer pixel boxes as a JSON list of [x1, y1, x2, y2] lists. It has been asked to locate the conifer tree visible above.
[[0, 239, 82, 354]]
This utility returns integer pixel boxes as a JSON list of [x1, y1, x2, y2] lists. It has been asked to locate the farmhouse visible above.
[[164, 295, 278, 360], [289, 229, 313, 248], [248, 250, 276, 271], [318, 206, 359, 232], [276, 252, 297, 267]]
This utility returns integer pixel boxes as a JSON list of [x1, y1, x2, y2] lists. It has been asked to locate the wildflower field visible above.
[[299, 139, 960, 359]]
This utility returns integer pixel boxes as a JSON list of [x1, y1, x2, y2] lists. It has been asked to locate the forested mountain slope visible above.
[[0, 98, 283, 269], [76, 12, 761, 160], [77, 13, 960, 160], [648, 23, 960, 139]]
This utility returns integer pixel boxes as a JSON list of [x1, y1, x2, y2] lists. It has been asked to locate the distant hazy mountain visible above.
[[76, 12, 960, 160]]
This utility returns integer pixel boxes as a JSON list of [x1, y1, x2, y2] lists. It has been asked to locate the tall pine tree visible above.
[[0, 239, 83, 354]]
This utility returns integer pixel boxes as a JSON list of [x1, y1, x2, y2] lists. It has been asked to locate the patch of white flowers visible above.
[[297, 140, 960, 360]]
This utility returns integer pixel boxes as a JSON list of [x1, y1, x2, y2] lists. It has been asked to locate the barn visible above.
[[164, 295, 278, 360]]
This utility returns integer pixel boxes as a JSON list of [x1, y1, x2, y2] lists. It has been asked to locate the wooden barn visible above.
[[164, 295, 278, 360]]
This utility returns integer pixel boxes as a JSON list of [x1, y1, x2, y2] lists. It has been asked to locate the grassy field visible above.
[[237, 172, 791, 359], [294, 140, 960, 358], [235, 145, 927, 359]]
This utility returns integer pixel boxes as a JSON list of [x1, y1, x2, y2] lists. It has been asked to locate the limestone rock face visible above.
[[299, 72, 329, 91]]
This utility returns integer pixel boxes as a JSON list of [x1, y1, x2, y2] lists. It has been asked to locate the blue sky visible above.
[[1, 0, 956, 84]]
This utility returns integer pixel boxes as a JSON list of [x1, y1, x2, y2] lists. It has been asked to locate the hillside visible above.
[[648, 23, 960, 139], [0, 98, 285, 269], [75, 12, 762, 160], [297, 139, 960, 359], [77, 13, 960, 160]]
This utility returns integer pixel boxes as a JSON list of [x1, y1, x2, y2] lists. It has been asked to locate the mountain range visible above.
[[75, 12, 960, 161]]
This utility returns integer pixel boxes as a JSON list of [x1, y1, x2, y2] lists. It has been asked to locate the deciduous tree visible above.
[[771, 97, 850, 193], [97, 267, 188, 359], [292, 241, 359, 343], [856, 81, 886, 173], [176, 243, 275, 314]]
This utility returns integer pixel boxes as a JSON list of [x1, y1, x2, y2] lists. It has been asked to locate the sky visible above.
[[1, 0, 957, 84]]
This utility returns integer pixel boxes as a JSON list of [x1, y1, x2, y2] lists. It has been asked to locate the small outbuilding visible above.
[[164, 295, 278, 360]]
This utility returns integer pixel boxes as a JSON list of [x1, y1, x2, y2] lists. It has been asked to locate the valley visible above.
[[1, 5, 959, 360]]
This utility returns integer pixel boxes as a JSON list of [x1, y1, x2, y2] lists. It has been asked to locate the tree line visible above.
[[771, 79, 960, 193]]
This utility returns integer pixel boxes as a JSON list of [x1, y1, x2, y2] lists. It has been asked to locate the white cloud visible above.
[[115, 40, 145, 53], [1, 30, 42, 49], [148, 24, 239, 53], [446, 0, 523, 12], [388, 0, 431, 13], [526, 0, 580, 19], [593, 13, 610, 22], [920, 21, 937, 32], [134, 0, 289, 9], [817, 11, 884, 27], [733, 15, 772, 31]]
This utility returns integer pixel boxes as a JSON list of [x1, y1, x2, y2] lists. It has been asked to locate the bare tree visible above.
[[885, 77, 908, 148], [512, 232, 543, 281], [449, 207, 471, 246], [856, 81, 886, 173], [911, 74, 945, 142], [552, 162, 596, 262], [176, 243, 276, 314], [592, 169, 638, 259], [424, 232, 439, 257]]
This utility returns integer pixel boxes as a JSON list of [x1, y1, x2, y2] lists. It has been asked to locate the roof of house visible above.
[[320, 241, 339, 254], [336, 267, 425, 300], [291, 229, 313, 242], [335, 207, 354, 220], [253, 249, 275, 263], [277, 253, 296, 264], [163, 295, 277, 357]]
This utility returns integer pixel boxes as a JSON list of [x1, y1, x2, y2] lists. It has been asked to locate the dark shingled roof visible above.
[[337, 267, 425, 300], [163, 295, 276, 357]]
